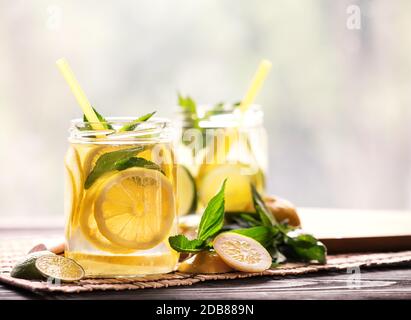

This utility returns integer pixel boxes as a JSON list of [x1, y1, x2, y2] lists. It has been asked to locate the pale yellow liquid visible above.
[[192, 127, 265, 213], [64, 142, 179, 277]]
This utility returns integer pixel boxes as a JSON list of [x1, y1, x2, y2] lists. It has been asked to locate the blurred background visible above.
[[1, 0, 411, 223]]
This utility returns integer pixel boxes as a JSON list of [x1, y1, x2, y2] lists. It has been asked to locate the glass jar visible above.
[[176, 105, 268, 213], [64, 117, 179, 277]]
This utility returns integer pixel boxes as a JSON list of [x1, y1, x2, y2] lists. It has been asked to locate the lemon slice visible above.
[[213, 232, 272, 272], [176, 165, 197, 216], [81, 145, 118, 177], [64, 146, 83, 208], [35, 255, 85, 282], [94, 167, 175, 250], [139, 144, 175, 180], [64, 166, 78, 238], [79, 174, 136, 254], [198, 164, 253, 212]]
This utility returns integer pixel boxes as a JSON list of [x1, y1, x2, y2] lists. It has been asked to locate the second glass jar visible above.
[[176, 105, 268, 214]]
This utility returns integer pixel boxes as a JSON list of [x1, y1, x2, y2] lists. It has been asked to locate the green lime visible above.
[[176, 165, 197, 216], [35, 255, 84, 282], [10, 251, 55, 280]]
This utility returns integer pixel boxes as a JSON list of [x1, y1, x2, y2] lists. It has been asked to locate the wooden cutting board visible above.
[[298, 208, 411, 253]]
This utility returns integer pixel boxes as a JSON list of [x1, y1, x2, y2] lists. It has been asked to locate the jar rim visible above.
[[69, 116, 174, 144], [177, 104, 264, 128], [70, 116, 171, 127]]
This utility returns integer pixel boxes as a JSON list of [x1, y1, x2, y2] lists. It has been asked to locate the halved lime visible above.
[[35, 255, 85, 282], [213, 232, 272, 273], [176, 165, 197, 216], [11, 251, 55, 280]]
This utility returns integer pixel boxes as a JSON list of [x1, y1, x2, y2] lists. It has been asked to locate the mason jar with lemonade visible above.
[[57, 59, 179, 277], [175, 60, 272, 216]]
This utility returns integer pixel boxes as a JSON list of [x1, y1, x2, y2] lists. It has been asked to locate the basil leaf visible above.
[[269, 245, 287, 264], [231, 226, 274, 248], [115, 157, 164, 175], [85, 146, 145, 189], [119, 111, 156, 132], [197, 179, 227, 241], [83, 107, 113, 130], [168, 235, 207, 253], [251, 184, 277, 226], [280, 229, 327, 264]]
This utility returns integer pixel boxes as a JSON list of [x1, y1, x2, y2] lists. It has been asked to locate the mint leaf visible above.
[[115, 157, 164, 175], [280, 229, 327, 264], [231, 226, 274, 248], [178, 93, 200, 129], [178, 94, 197, 116], [251, 184, 277, 227], [85, 146, 145, 189], [203, 102, 225, 119], [168, 235, 207, 253], [197, 179, 226, 241], [119, 111, 156, 132], [83, 107, 113, 130], [167, 180, 226, 253]]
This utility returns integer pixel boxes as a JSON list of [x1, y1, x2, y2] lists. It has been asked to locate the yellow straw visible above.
[[238, 59, 272, 113], [56, 58, 105, 130], [217, 59, 272, 159]]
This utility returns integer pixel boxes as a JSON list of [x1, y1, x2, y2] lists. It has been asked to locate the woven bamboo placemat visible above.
[[1, 236, 411, 294]]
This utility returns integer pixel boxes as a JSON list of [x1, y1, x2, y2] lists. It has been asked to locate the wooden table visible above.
[[1, 228, 411, 300]]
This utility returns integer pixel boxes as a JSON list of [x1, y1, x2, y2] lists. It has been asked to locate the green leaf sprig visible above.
[[177, 95, 242, 147], [251, 184, 277, 227], [119, 111, 156, 132], [169, 179, 227, 253], [84, 146, 163, 189], [171, 182, 327, 265], [227, 186, 327, 264], [83, 107, 113, 130], [82, 107, 156, 133]]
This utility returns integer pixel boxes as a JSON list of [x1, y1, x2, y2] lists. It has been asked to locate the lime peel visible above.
[[10, 251, 55, 280]]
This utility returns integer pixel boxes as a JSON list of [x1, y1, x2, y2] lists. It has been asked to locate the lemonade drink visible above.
[[178, 105, 267, 213], [64, 118, 179, 277]]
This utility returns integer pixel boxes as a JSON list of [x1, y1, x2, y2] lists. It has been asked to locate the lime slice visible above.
[[197, 164, 253, 212], [11, 251, 55, 280], [213, 232, 272, 272], [35, 255, 85, 282], [176, 165, 197, 216]]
